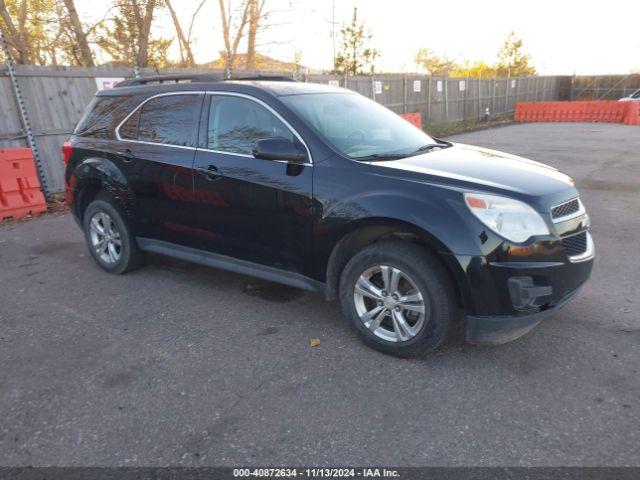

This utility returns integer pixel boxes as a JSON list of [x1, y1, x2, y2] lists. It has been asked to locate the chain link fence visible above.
[[563, 74, 640, 101], [309, 74, 563, 124]]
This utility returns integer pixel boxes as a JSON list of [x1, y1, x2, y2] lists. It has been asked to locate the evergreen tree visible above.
[[333, 7, 379, 75]]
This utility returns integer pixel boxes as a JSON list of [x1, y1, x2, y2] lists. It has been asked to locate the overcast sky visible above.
[[80, 0, 640, 75]]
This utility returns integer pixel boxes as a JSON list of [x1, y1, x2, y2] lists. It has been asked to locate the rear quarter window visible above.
[[73, 95, 134, 139], [119, 110, 140, 140]]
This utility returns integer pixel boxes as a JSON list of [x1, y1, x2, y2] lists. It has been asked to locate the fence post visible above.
[[371, 76, 376, 101], [130, 45, 140, 78], [444, 74, 449, 121], [402, 75, 409, 113], [536, 77, 544, 98], [426, 76, 431, 124], [569, 74, 575, 101], [492, 77, 496, 116], [477, 74, 482, 121], [536, 77, 539, 101], [504, 72, 510, 114], [0, 31, 50, 200], [463, 72, 469, 121]]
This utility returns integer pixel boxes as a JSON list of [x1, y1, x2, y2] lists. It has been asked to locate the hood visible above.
[[372, 143, 576, 201]]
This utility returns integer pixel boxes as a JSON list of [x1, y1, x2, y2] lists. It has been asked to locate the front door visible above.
[[192, 93, 314, 275]]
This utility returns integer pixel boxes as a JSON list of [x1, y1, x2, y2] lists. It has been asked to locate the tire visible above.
[[82, 194, 144, 274], [339, 240, 455, 358]]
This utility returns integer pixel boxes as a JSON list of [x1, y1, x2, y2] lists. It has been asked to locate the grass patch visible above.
[[425, 115, 514, 138]]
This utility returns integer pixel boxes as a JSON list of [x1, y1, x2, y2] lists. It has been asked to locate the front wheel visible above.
[[339, 241, 456, 358]]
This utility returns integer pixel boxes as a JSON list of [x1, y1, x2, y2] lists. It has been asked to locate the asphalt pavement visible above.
[[0, 122, 638, 466]]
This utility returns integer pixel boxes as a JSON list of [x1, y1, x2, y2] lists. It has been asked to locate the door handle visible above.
[[195, 165, 222, 180], [117, 148, 134, 162]]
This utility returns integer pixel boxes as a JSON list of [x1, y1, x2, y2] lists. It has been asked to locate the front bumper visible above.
[[442, 232, 594, 345], [466, 286, 583, 344]]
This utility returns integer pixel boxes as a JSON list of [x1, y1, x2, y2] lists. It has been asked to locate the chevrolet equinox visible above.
[[64, 75, 594, 358]]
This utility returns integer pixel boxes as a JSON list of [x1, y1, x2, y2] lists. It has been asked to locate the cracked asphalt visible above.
[[0, 123, 638, 466]]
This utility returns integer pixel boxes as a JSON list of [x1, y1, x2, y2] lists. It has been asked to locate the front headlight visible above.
[[464, 193, 550, 243]]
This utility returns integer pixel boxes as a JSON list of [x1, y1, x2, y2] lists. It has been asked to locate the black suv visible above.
[[64, 75, 594, 357]]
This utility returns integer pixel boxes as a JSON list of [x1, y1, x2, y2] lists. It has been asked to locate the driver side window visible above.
[[206, 95, 295, 155]]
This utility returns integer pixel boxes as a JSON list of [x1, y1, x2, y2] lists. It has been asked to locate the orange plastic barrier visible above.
[[400, 112, 423, 129], [623, 101, 640, 125], [515, 101, 637, 124], [0, 147, 47, 220]]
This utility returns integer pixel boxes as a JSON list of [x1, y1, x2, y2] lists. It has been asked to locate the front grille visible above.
[[562, 231, 588, 256], [552, 198, 580, 219]]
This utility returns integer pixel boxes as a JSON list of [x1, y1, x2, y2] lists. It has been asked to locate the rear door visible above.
[[116, 92, 204, 248], [191, 93, 314, 274]]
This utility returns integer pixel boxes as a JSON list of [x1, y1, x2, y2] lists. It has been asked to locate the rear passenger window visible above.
[[74, 95, 130, 138], [207, 95, 294, 155], [137, 94, 200, 146]]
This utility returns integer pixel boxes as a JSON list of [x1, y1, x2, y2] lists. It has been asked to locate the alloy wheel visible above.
[[89, 211, 122, 264], [353, 264, 428, 342]]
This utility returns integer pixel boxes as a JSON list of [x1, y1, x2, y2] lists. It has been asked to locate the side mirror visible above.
[[252, 137, 307, 163]]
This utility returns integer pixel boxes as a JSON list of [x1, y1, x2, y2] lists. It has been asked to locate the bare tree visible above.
[[245, 0, 265, 70], [95, 0, 171, 67], [218, 0, 250, 73], [138, 0, 155, 67], [0, 0, 30, 63], [165, 0, 195, 66], [61, 0, 93, 66], [187, 0, 207, 50]]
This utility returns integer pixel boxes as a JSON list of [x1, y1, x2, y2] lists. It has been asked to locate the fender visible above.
[[317, 187, 482, 260], [315, 188, 484, 312], [69, 156, 137, 222]]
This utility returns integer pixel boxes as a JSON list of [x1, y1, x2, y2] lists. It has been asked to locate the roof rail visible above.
[[232, 75, 297, 82], [115, 74, 223, 87]]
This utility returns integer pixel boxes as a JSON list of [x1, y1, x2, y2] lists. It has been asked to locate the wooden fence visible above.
[[0, 65, 568, 195]]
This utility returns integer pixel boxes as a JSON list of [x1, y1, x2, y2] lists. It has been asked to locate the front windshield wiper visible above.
[[412, 139, 453, 154], [353, 139, 453, 162], [353, 153, 412, 161]]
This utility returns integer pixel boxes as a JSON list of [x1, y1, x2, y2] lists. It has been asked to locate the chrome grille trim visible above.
[[565, 231, 594, 263], [551, 198, 585, 223], [562, 231, 587, 256]]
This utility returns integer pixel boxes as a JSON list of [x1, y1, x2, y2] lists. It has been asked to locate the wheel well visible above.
[[76, 184, 103, 223], [325, 220, 463, 308]]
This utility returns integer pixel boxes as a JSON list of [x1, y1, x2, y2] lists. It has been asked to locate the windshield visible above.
[[281, 92, 440, 160]]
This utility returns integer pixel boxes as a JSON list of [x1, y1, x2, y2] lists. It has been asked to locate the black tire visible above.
[[82, 194, 144, 274], [339, 240, 455, 358]]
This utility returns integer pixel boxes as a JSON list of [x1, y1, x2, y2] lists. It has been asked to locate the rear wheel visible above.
[[82, 196, 144, 274], [339, 241, 455, 358]]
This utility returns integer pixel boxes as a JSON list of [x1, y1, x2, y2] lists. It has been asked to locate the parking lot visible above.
[[0, 122, 638, 466]]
